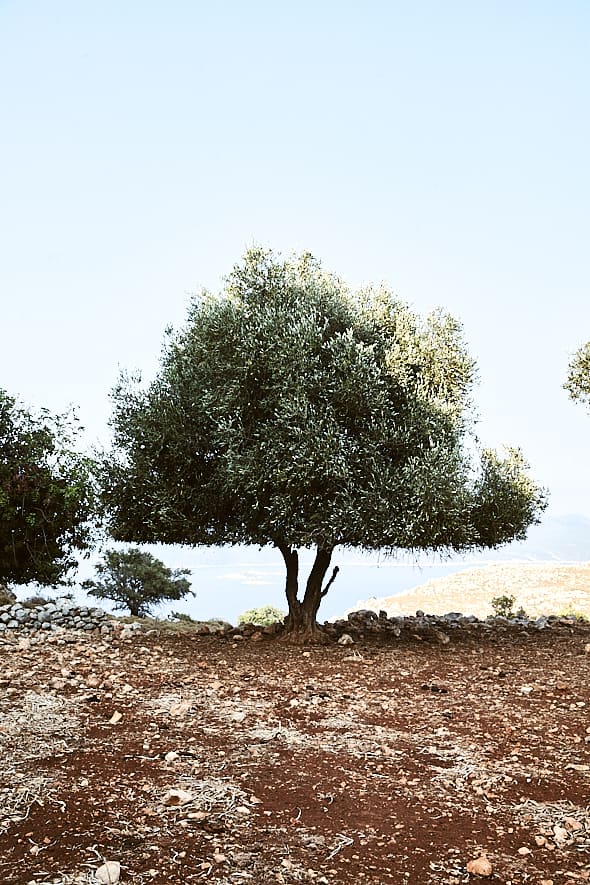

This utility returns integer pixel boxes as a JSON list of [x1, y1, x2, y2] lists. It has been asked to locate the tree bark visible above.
[[277, 543, 335, 638]]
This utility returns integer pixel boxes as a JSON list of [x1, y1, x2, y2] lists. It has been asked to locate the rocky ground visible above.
[[0, 617, 589, 885]]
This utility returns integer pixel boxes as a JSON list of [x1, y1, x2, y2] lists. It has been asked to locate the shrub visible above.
[[490, 595, 528, 619], [22, 595, 54, 608], [0, 584, 16, 606], [237, 605, 286, 627], [557, 605, 589, 622], [168, 611, 195, 623]]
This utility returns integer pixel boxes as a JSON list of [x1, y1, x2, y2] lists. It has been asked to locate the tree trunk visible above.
[[277, 543, 335, 640]]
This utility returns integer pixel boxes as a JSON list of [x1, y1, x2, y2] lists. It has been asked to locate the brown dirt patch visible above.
[[0, 624, 589, 884]]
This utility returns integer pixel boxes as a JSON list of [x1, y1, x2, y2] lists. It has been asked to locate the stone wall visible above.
[[0, 599, 114, 635]]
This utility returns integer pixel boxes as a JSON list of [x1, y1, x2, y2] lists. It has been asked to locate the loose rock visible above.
[[95, 860, 121, 884], [466, 855, 493, 877]]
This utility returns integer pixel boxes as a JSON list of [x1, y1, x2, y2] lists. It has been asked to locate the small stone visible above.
[[162, 788, 193, 806], [169, 700, 191, 717], [433, 629, 450, 644], [164, 751, 180, 764], [466, 855, 493, 876], [95, 860, 121, 883], [517, 846, 531, 855], [552, 824, 569, 843], [338, 633, 354, 646]]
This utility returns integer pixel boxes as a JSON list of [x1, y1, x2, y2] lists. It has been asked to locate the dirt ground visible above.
[[0, 623, 589, 885]]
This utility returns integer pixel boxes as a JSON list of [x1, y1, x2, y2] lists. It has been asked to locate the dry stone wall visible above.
[[0, 599, 114, 635]]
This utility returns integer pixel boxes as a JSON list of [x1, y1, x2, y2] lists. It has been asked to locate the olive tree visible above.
[[83, 547, 192, 617], [565, 341, 590, 411], [102, 249, 546, 636], [0, 389, 96, 588]]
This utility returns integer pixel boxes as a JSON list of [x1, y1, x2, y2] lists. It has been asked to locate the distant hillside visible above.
[[468, 514, 590, 563], [347, 561, 590, 620]]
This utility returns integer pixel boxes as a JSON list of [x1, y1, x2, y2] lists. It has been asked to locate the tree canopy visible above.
[[83, 547, 192, 617], [565, 341, 590, 411], [0, 389, 96, 588], [102, 248, 547, 634]]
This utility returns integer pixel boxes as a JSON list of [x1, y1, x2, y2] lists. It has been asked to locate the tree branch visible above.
[[321, 565, 339, 598]]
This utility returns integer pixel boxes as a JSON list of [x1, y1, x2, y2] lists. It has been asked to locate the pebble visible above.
[[95, 860, 121, 883]]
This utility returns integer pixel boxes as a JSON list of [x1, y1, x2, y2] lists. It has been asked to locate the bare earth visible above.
[[1, 611, 589, 885]]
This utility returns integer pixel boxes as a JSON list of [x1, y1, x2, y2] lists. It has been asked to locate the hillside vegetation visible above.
[[352, 561, 590, 620]]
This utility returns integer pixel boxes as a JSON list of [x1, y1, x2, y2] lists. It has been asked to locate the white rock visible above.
[[95, 860, 121, 883], [553, 824, 569, 844], [338, 633, 354, 646]]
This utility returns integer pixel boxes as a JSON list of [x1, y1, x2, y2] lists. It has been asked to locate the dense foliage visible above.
[[565, 341, 590, 411], [83, 547, 192, 617], [0, 389, 96, 588], [102, 249, 547, 634]]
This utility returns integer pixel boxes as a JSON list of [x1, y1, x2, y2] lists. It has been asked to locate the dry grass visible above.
[[364, 561, 590, 619]]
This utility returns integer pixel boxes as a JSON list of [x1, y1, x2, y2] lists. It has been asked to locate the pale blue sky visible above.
[[1, 0, 589, 532]]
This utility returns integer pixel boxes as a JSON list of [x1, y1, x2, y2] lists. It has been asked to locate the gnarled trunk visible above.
[[277, 542, 339, 639]]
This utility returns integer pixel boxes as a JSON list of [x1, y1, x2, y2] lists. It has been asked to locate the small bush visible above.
[[557, 605, 589, 622], [237, 605, 285, 627], [490, 594, 527, 619], [0, 585, 16, 606], [168, 611, 195, 623], [22, 594, 54, 608]]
